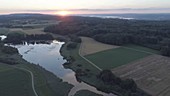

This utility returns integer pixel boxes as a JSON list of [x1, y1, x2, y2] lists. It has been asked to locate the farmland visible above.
[[9, 28, 46, 35], [0, 27, 46, 35], [80, 37, 168, 96], [0, 20, 59, 35], [85, 47, 151, 70], [112, 55, 170, 96], [60, 38, 151, 95], [80, 37, 119, 56], [79, 37, 169, 96], [81, 37, 160, 70]]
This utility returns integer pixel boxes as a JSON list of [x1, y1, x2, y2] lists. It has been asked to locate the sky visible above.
[[0, 0, 170, 14]]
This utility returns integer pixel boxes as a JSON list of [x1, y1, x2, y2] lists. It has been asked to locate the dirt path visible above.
[[79, 41, 102, 71], [14, 67, 39, 96]]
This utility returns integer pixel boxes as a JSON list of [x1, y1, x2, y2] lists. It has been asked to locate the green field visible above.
[[0, 62, 73, 96], [85, 47, 152, 70], [123, 44, 160, 54], [0, 63, 35, 96], [0, 28, 9, 35], [16, 63, 73, 96], [59, 41, 158, 95]]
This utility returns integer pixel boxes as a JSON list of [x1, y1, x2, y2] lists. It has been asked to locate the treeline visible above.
[[0, 43, 19, 65], [4, 33, 54, 44], [98, 70, 150, 96], [44, 16, 170, 56], [0, 14, 59, 23], [0, 25, 34, 28], [66, 35, 82, 50]]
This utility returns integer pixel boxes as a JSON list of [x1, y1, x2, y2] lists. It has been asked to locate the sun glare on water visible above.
[[56, 11, 71, 16]]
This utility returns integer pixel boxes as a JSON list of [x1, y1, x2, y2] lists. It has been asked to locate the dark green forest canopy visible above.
[[44, 16, 170, 56], [3, 33, 54, 44]]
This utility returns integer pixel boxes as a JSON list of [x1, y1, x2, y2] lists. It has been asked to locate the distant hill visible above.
[[0, 13, 59, 23], [76, 13, 170, 20], [1, 13, 170, 23]]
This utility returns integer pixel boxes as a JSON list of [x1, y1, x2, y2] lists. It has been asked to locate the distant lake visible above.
[[74, 13, 170, 20], [10, 40, 115, 96]]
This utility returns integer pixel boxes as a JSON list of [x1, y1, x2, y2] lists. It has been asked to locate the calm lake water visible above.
[[0, 35, 7, 40], [10, 40, 115, 96]]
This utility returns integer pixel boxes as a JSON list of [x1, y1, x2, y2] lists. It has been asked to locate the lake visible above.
[[0, 35, 7, 40], [10, 40, 115, 96]]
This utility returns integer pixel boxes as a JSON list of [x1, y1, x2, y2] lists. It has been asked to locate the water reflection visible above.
[[12, 41, 73, 78], [0, 35, 7, 40], [11, 40, 115, 96]]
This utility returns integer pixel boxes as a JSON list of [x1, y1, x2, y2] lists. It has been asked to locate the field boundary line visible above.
[[157, 86, 170, 96], [79, 42, 102, 71], [122, 47, 155, 55], [14, 66, 39, 96]]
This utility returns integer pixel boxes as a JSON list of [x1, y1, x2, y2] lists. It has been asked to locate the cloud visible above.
[[23, 8, 170, 12], [1, 8, 170, 14]]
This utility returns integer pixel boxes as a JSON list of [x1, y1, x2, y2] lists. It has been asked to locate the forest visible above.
[[4, 33, 54, 44], [44, 16, 170, 56]]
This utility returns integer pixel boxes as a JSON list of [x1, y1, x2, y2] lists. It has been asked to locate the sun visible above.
[[56, 11, 71, 16]]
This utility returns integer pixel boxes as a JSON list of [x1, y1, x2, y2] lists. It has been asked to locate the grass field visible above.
[[0, 28, 9, 35], [0, 27, 46, 35], [80, 37, 119, 56], [0, 28, 26, 35], [123, 44, 160, 54], [85, 47, 151, 70], [16, 63, 73, 96], [9, 28, 46, 35], [0, 63, 35, 96], [0, 61, 73, 96], [0, 20, 57, 35]]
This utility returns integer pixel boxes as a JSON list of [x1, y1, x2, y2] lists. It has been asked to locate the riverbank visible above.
[[0, 42, 73, 96], [60, 40, 118, 96]]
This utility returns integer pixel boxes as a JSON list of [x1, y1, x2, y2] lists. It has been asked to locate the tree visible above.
[[4, 33, 24, 44], [160, 46, 170, 56], [98, 70, 121, 85], [67, 42, 77, 50], [1, 46, 18, 55], [121, 79, 137, 92]]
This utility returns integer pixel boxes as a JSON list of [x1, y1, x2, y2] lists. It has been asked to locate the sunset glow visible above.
[[0, 0, 170, 14], [55, 11, 72, 16]]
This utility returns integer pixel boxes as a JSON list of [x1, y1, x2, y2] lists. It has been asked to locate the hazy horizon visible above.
[[0, 0, 170, 15]]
